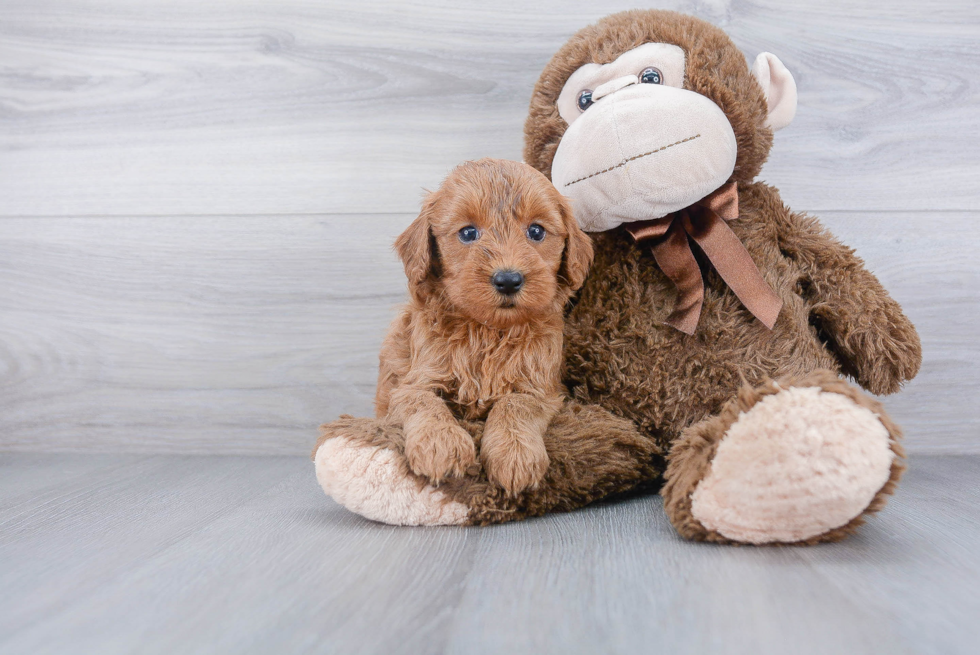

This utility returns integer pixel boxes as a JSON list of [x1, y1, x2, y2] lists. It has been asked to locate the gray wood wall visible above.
[[1, 0, 978, 454]]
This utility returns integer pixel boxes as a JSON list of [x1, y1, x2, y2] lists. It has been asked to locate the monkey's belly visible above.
[[564, 293, 838, 450]]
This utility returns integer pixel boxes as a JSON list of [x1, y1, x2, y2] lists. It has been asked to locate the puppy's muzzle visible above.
[[491, 270, 524, 296]]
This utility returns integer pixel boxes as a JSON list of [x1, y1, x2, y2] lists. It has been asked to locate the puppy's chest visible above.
[[434, 333, 556, 419]]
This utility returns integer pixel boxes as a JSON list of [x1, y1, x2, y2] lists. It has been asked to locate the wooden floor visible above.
[[1, 452, 978, 654]]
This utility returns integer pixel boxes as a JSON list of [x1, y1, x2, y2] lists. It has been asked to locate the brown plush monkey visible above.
[[313, 10, 922, 545]]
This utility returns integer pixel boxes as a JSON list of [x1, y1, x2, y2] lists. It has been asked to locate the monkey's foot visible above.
[[314, 403, 664, 527], [313, 419, 468, 526], [662, 370, 905, 545]]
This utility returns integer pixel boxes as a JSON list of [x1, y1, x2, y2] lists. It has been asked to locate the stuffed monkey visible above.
[[313, 10, 921, 545]]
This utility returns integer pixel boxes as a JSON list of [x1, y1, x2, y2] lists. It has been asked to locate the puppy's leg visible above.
[[391, 386, 477, 484], [481, 393, 561, 496]]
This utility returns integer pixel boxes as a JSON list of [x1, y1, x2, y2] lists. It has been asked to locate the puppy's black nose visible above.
[[491, 270, 524, 295]]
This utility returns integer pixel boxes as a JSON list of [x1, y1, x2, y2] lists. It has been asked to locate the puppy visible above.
[[375, 158, 593, 495]]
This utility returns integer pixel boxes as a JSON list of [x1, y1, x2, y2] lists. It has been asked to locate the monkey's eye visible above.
[[458, 226, 480, 243], [577, 90, 593, 111], [526, 224, 546, 242], [640, 67, 663, 85]]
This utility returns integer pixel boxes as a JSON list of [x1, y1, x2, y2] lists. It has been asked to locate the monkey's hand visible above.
[[808, 283, 922, 396]]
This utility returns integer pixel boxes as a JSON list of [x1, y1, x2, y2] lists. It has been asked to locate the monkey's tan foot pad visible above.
[[314, 435, 469, 526], [690, 386, 897, 544]]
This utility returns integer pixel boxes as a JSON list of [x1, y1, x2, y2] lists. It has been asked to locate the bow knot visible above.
[[624, 182, 782, 335]]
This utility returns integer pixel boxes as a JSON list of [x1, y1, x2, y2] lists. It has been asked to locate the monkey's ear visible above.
[[751, 52, 797, 131], [557, 197, 594, 292], [394, 194, 440, 300]]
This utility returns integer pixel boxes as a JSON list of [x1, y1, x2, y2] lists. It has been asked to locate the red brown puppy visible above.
[[375, 158, 592, 496]]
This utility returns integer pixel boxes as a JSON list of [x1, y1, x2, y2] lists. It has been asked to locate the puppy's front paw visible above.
[[481, 427, 550, 496], [404, 420, 478, 484]]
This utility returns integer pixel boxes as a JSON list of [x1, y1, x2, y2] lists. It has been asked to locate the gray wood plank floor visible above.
[[1, 453, 977, 654]]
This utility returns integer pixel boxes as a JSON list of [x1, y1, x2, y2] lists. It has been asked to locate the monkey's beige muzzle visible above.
[[551, 82, 738, 233]]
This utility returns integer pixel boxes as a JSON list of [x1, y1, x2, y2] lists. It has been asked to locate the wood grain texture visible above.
[[0, 214, 405, 455], [1, 212, 976, 454], [0, 0, 977, 216], [1, 453, 978, 654]]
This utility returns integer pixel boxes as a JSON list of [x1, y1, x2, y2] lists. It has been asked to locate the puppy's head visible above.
[[395, 158, 593, 328]]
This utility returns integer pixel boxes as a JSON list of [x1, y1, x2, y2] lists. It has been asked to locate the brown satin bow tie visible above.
[[624, 182, 782, 335]]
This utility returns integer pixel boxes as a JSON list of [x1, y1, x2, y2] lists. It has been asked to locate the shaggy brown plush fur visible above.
[[559, 181, 921, 455], [376, 158, 593, 495], [518, 10, 920, 540]]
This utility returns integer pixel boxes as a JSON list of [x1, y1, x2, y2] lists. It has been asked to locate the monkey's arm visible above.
[[768, 192, 921, 395]]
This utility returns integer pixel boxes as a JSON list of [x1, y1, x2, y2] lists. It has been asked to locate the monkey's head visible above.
[[523, 10, 797, 231]]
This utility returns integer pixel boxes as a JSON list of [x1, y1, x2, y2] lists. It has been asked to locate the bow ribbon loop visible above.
[[624, 182, 782, 335]]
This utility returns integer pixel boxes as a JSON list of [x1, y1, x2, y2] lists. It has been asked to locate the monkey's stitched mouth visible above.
[[565, 134, 702, 187]]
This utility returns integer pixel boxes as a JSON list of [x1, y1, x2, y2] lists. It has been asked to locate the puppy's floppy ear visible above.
[[557, 195, 593, 292], [395, 192, 440, 300]]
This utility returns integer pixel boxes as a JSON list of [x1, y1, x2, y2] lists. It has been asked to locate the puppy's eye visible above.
[[526, 224, 546, 242], [458, 226, 480, 243], [577, 90, 593, 111], [640, 67, 662, 85]]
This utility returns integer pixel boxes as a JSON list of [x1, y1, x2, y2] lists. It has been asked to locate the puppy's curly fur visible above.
[[376, 159, 593, 495]]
